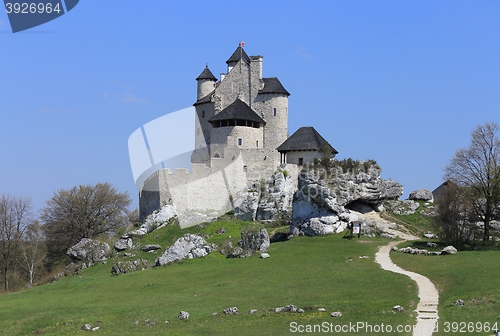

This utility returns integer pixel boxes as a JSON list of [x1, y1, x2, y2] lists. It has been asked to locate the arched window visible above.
[[202, 110, 205, 118], [273, 108, 277, 116]]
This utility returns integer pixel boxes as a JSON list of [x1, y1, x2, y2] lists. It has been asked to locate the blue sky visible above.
[[1, 1, 499, 213]]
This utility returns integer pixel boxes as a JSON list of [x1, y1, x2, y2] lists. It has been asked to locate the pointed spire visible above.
[[226, 45, 250, 64], [196, 65, 217, 81]]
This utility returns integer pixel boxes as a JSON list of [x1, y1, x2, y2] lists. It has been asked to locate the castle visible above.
[[139, 45, 337, 226]]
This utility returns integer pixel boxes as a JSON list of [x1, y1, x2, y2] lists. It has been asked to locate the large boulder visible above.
[[128, 205, 176, 236], [114, 237, 132, 251], [408, 189, 434, 202], [155, 234, 215, 266], [241, 228, 270, 252], [67, 238, 110, 263]]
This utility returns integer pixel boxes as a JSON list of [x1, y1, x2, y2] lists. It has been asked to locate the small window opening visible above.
[[256, 140, 259, 147], [238, 138, 242, 146], [243, 165, 248, 172], [298, 158, 304, 165], [202, 110, 205, 118], [273, 108, 277, 116]]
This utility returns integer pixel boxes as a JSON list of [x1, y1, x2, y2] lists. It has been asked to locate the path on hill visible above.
[[375, 241, 439, 336]]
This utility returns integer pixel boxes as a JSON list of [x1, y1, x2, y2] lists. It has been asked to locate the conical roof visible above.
[[226, 45, 250, 64], [196, 66, 217, 81], [277, 127, 337, 153], [208, 99, 265, 125], [260, 77, 290, 96]]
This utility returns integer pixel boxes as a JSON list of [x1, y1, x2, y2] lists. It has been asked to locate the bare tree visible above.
[[19, 220, 46, 285], [444, 122, 500, 244], [432, 183, 480, 246], [41, 183, 131, 266], [0, 194, 32, 291]]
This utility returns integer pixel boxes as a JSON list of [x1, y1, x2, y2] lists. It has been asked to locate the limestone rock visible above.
[[129, 205, 176, 236], [223, 307, 238, 315], [454, 299, 465, 306], [114, 238, 132, 251], [249, 309, 258, 314], [384, 200, 420, 215], [283, 304, 298, 313], [155, 234, 215, 266], [331, 312, 342, 317], [141, 244, 161, 252], [67, 238, 110, 263], [234, 192, 259, 221], [408, 189, 433, 202], [290, 164, 403, 236], [111, 259, 150, 275], [441, 246, 457, 255], [241, 228, 270, 252], [260, 253, 270, 259], [393, 305, 404, 312], [178, 311, 189, 320], [426, 242, 438, 248], [256, 172, 296, 222]]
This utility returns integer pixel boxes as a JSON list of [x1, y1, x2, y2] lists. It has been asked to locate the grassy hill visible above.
[[2, 203, 499, 335], [0, 218, 417, 336]]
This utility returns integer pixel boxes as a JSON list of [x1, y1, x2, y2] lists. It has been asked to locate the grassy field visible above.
[[392, 241, 500, 336], [0, 220, 418, 336]]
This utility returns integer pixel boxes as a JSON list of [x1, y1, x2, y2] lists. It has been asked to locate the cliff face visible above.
[[290, 161, 403, 236]]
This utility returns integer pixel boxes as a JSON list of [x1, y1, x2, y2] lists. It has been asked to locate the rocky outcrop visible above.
[[241, 228, 270, 252], [155, 234, 215, 266], [221, 228, 270, 258], [408, 189, 433, 202], [233, 171, 296, 223], [111, 259, 150, 275], [384, 200, 420, 215], [114, 237, 132, 251], [234, 192, 259, 221], [129, 205, 176, 237], [67, 238, 110, 263], [290, 161, 403, 236]]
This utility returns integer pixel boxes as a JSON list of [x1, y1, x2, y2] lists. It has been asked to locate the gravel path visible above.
[[375, 241, 439, 336]]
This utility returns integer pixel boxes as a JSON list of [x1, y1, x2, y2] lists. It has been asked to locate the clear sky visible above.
[[1, 1, 499, 213]]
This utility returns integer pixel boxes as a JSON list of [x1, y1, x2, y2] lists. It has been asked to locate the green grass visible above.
[[0, 221, 417, 336], [381, 200, 435, 237], [391, 241, 500, 336]]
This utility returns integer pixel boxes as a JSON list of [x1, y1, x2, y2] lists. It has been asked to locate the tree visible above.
[[41, 183, 131, 266], [432, 182, 479, 246], [18, 220, 46, 285], [444, 122, 500, 244], [0, 194, 32, 291]]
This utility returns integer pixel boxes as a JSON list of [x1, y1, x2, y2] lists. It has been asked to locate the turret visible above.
[[226, 45, 250, 73], [196, 65, 217, 101]]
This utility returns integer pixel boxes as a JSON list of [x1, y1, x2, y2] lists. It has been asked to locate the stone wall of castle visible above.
[[286, 150, 322, 166]]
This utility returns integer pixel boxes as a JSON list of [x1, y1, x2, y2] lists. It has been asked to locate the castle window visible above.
[[298, 158, 304, 165], [238, 138, 242, 146], [274, 108, 277, 116], [256, 140, 259, 147], [243, 165, 248, 172], [202, 110, 205, 118]]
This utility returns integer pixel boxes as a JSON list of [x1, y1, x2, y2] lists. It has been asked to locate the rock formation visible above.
[[155, 234, 215, 266], [290, 161, 403, 236], [408, 188, 434, 202], [67, 238, 110, 263]]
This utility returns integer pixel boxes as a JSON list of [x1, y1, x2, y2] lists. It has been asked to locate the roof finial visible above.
[[206, 63, 208, 68]]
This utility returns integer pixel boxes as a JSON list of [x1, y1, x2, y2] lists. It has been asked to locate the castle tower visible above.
[[196, 65, 217, 100]]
